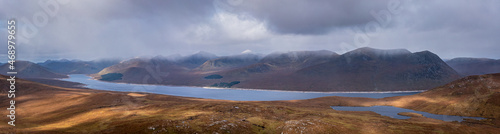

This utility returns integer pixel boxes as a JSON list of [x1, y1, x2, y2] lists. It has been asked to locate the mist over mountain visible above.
[[259, 50, 338, 69], [175, 51, 219, 69], [446, 58, 500, 76], [91, 48, 466, 91], [13, 47, 498, 92], [195, 53, 261, 71], [3, 1, 500, 133]]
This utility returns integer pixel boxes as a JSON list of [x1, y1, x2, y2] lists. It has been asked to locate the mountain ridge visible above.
[[92, 47, 463, 91], [445, 57, 500, 76]]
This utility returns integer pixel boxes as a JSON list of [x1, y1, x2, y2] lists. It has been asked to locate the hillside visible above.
[[96, 57, 191, 84], [225, 48, 461, 91], [290, 48, 461, 91], [303, 73, 500, 120], [384, 73, 500, 119], [0, 74, 498, 133], [0, 61, 67, 78], [446, 57, 500, 76]]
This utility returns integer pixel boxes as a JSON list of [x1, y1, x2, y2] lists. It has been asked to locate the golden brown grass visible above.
[[0, 74, 499, 133]]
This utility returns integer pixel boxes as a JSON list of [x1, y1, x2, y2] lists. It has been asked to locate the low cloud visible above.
[[0, 0, 499, 62]]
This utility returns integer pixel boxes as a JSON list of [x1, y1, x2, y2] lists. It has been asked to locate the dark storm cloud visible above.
[[0, 0, 217, 61], [235, 0, 390, 34], [385, 0, 500, 59], [0, 0, 499, 61], [399, 0, 500, 34]]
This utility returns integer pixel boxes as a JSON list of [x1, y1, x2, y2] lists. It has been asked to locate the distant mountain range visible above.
[[38, 59, 120, 74], [90, 47, 482, 91], [7, 47, 499, 92], [445, 58, 500, 76]]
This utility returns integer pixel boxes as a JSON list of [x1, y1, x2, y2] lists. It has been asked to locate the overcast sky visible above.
[[1, 0, 499, 62]]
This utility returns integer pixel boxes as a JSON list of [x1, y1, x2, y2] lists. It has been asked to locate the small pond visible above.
[[331, 106, 485, 122]]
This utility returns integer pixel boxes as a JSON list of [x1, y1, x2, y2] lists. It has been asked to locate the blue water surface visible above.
[[62, 74, 420, 101], [331, 106, 485, 122]]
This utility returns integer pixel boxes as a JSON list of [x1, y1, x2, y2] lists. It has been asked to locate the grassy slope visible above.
[[386, 73, 500, 119], [0, 74, 499, 133]]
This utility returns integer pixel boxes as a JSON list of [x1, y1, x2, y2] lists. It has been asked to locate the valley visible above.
[[12, 48, 499, 93], [0, 73, 499, 133], [5, 1, 499, 133], [3, 48, 498, 133]]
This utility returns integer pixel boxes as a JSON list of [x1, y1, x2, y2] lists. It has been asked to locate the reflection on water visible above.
[[331, 106, 485, 122], [62, 74, 420, 101]]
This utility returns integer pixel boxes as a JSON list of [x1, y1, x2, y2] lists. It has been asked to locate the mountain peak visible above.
[[176, 51, 219, 69], [348, 47, 411, 56], [192, 51, 218, 58], [232, 53, 260, 58], [195, 53, 261, 71], [315, 50, 338, 55], [267, 50, 337, 57]]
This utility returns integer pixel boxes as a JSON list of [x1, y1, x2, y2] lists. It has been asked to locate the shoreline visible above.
[[62, 74, 425, 94], [201, 87, 425, 94]]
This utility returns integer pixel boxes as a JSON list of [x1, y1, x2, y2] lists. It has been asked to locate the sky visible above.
[[0, 0, 499, 62]]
